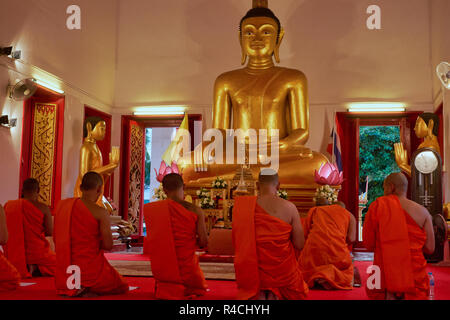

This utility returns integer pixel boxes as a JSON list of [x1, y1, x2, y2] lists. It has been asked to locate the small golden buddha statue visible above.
[[181, 0, 328, 185], [74, 117, 119, 210], [394, 113, 441, 176]]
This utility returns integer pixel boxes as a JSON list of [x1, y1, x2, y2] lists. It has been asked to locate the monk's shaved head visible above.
[[258, 168, 279, 185], [80, 171, 103, 191], [22, 178, 39, 196], [315, 197, 329, 206], [384, 172, 408, 195], [162, 173, 184, 191]]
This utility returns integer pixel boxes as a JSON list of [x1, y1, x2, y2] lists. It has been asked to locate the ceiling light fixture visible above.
[[133, 106, 187, 116], [347, 102, 405, 113], [34, 79, 65, 94]]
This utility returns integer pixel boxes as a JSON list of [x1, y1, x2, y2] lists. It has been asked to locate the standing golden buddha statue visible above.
[[74, 117, 119, 211], [394, 113, 441, 176], [181, 0, 329, 185]]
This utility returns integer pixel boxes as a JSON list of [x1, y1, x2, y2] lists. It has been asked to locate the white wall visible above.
[[0, 0, 118, 204]]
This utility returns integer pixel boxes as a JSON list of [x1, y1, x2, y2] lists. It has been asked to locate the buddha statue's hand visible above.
[[394, 142, 408, 167], [109, 147, 120, 166], [394, 142, 411, 176]]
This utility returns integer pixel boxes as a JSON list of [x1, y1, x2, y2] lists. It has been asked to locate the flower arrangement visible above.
[[212, 177, 227, 189], [277, 189, 288, 200], [152, 183, 167, 200], [200, 195, 216, 209], [314, 185, 338, 204], [196, 187, 210, 199]]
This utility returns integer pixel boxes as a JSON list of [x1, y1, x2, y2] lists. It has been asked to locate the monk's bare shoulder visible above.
[[33, 201, 51, 215], [85, 201, 109, 222], [401, 198, 430, 226], [179, 200, 202, 215], [279, 198, 299, 222]]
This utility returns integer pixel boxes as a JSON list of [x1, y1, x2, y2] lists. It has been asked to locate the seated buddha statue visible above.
[[181, 0, 329, 185], [74, 117, 119, 211], [394, 112, 441, 176]]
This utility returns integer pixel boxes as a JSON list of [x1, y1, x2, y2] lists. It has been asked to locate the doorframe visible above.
[[119, 114, 203, 235], [337, 111, 423, 249], [19, 86, 65, 210]]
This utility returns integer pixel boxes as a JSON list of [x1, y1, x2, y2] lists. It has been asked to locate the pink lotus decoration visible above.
[[314, 163, 343, 186], [155, 161, 180, 183]]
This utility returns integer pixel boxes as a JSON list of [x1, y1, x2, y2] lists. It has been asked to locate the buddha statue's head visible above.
[[414, 113, 439, 139], [239, 0, 284, 65], [84, 116, 106, 141]]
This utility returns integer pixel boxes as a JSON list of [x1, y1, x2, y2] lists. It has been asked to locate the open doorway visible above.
[[358, 125, 401, 241], [337, 112, 423, 248], [144, 127, 178, 204], [120, 114, 202, 239]]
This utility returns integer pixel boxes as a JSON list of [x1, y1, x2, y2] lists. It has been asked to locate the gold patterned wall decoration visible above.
[[128, 124, 144, 234], [30, 103, 57, 206]]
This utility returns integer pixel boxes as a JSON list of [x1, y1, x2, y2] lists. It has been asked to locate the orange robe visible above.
[[143, 199, 207, 299], [363, 195, 429, 300], [299, 205, 354, 289], [0, 250, 20, 290], [3, 199, 55, 277], [232, 196, 309, 300], [54, 198, 128, 296]]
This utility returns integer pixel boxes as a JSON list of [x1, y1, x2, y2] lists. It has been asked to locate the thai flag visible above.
[[326, 115, 343, 172]]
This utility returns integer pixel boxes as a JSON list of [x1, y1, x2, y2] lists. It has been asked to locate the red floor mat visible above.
[[1, 261, 449, 300]]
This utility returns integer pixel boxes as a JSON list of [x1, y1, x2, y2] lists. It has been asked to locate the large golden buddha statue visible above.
[[74, 117, 119, 211], [181, 0, 328, 185]]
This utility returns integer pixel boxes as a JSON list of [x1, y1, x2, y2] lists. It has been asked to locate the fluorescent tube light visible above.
[[133, 106, 187, 116], [34, 79, 65, 94], [347, 103, 405, 113]]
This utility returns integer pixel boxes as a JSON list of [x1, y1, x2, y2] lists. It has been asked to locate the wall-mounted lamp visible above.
[[437, 62, 450, 90], [0, 115, 17, 128], [347, 102, 405, 113], [0, 46, 21, 59], [133, 106, 187, 116]]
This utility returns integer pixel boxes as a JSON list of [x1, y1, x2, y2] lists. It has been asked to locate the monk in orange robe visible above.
[[54, 172, 128, 297], [0, 204, 20, 290], [233, 169, 309, 300], [3, 179, 55, 278], [363, 172, 435, 300], [298, 197, 356, 290], [143, 173, 208, 300]]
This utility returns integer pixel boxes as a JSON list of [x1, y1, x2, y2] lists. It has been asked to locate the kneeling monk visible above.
[[233, 169, 309, 300], [363, 172, 435, 300], [3, 178, 55, 278], [54, 172, 128, 297], [0, 204, 20, 290], [143, 173, 208, 299], [299, 197, 356, 290]]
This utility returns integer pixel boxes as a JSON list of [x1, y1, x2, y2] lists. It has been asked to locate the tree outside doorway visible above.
[[359, 126, 401, 220]]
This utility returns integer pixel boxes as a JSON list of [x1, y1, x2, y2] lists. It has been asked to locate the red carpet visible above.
[[1, 260, 449, 300]]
